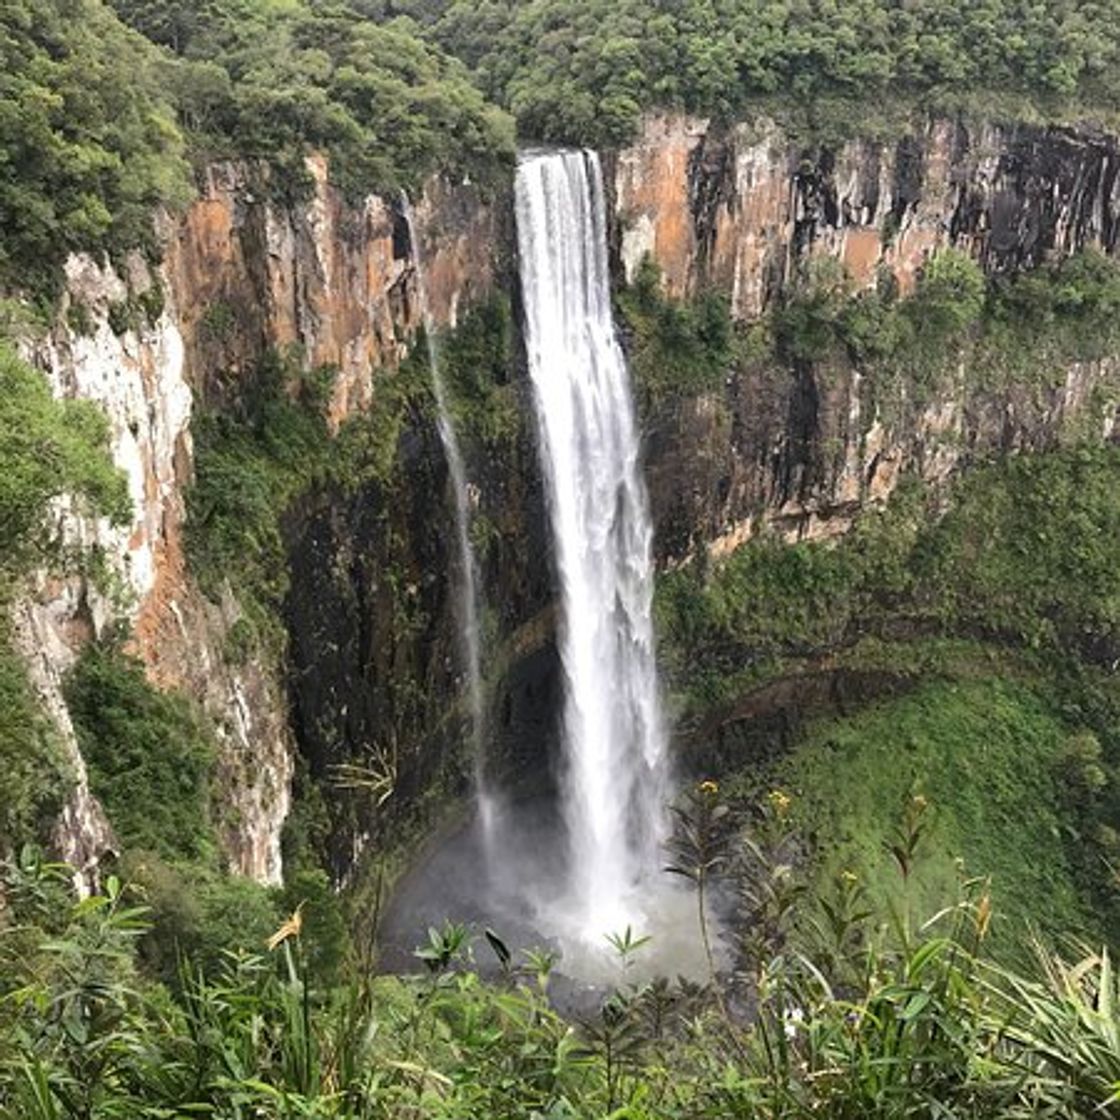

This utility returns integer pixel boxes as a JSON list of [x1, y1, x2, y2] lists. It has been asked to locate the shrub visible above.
[[0, 632, 73, 856], [0, 341, 127, 857], [64, 643, 217, 863], [619, 256, 735, 407], [0, 0, 191, 300], [4, 797, 1120, 1118], [911, 248, 986, 336], [0, 342, 130, 577]]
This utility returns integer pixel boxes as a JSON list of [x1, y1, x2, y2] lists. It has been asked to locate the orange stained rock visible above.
[[616, 114, 706, 299], [840, 227, 883, 288]]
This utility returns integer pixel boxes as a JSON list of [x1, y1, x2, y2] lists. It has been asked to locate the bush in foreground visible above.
[[2, 787, 1119, 1118]]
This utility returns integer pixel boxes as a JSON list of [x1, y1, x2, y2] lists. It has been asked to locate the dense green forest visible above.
[[7, 0, 1120, 297], [1, 0, 513, 298], [0, 0, 189, 298], [107, 0, 515, 195], [420, 0, 1120, 143]]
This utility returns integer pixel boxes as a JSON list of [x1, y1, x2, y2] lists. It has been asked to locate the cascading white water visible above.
[[515, 150, 668, 941], [401, 199, 494, 846], [382, 163, 715, 991]]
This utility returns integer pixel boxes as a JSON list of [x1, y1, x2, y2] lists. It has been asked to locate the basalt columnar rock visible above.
[[612, 114, 1120, 314], [17, 111, 1120, 884], [610, 114, 1120, 561]]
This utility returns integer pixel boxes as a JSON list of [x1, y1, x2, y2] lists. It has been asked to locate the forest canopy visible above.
[[5, 0, 1120, 296], [108, 0, 516, 197], [0, 0, 514, 298], [0, 0, 190, 298], [417, 0, 1120, 144]]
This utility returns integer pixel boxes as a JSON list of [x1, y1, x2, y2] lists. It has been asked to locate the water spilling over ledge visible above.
[[514, 148, 668, 937], [383, 151, 720, 990], [401, 196, 494, 861]]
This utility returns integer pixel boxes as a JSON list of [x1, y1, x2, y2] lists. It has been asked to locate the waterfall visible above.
[[401, 199, 494, 845], [515, 150, 668, 940]]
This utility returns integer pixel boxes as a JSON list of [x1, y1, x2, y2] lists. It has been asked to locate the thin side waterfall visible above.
[[515, 150, 668, 941], [401, 198, 494, 847]]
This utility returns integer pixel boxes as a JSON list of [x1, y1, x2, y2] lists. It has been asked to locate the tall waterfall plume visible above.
[[515, 150, 668, 940], [401, 198, 493, 845]]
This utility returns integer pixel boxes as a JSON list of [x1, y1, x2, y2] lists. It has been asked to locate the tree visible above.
[[0, 0, 191, 299], [0, 342, 129, 578]]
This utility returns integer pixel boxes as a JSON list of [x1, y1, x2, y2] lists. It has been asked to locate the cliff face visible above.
[[27, 159, 507, 884], [613, 114, 1120, 315], [166, 157, 500, 424], [611, 114, 1120, 560], [645, 353, 1119, 565], [22, 111, 1120, 886], [17, 251, 192, 885]]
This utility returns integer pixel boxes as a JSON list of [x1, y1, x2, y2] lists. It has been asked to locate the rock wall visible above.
[[25, 157, 506, 884], [613, 114, 1120, 316], [645, 354, 1120, 565], [166, 156, 499, 424], [282, 397, 555, 879], [611, 114, 1120, 561], [21, 111, 1120, 886], [16, 251, 193, 887]]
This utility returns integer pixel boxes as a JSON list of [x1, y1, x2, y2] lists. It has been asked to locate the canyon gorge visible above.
[[10, 1, 1120, 1110], [11, 110, 1120, 917]]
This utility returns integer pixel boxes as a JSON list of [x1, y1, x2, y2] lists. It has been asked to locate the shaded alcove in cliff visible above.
[[279, 328, 561, 881]]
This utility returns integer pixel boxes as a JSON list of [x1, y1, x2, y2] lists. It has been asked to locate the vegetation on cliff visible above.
[[656, 441, 1120, 939], [9, 0, 1120, 300], [657, 446, 1120, 695], [0, 342, 130, 854], [0, 0, 191, 300], [420, 0, 1120, 144], [625, 245, 1120, 423], [186, 343, 434, 655], [64, 644, 217, 864], [109, 0, 515, 197], [618, 239, 1120, 961], [0, 337, 314, 992], [0, 343, 130, 575], [57, 634, 355, 994], [186, 301, 520, 877], [0, 0, 514, 302], [777, 247, 1120, 411]]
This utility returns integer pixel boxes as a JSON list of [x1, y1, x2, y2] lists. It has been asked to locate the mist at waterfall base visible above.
[[383, 151, 724, 997], [381, 790, 725, 999]]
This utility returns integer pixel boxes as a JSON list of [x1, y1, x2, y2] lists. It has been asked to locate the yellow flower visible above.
[[975, 893, 992, 940], [841, 869, 859, 885], [698, 779, 719, 796], [767, 789, 792, 818], [266, 903, 304, 951]]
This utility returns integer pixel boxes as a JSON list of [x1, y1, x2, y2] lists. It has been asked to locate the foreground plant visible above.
[[664, 778, 734, 992], [3, 810, 1120, 1118], [987, 940, 1120, 1116]]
